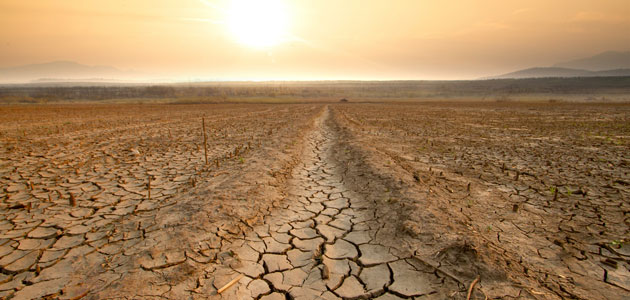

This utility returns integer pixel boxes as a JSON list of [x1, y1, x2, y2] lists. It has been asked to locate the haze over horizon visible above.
[[1, 0, 629, 81]]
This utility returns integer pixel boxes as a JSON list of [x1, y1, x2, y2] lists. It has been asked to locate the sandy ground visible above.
[[0, 102, 628, 299]]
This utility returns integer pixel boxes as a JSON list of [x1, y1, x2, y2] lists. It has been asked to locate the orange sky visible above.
[[1, 0, 629, 80]]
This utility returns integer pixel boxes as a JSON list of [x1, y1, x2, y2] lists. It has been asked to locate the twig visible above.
[[217, 274, 244, 294], [467, 275, 480, 300], [202, 117, 208, 165]]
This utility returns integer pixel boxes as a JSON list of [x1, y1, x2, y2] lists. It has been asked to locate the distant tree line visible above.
[[1, 77, 629, 102]]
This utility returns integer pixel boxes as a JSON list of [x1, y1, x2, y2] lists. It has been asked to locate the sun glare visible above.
[[226, 0, 289, 48]]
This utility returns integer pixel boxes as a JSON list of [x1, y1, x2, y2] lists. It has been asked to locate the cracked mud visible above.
[[1, 102, 628, 299], [196, 109, 461, 299]]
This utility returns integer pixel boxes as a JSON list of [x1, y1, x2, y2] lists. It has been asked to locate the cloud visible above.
[[570, 11, 626, 24]]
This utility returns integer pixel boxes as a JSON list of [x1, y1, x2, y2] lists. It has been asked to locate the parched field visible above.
[[0, 102, 628, 299], [334, 102, 630, 299]]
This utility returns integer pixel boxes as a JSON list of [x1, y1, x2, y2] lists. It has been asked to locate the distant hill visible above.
[[487, 50, 630, 79], [0, 61, 137, 83], [553, 51, 630, 71], [490, 67, 630, 79]]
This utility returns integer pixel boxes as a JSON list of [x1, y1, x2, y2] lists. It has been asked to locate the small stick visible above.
[[69, 193, 76, 207], [202, 117, 208, 165], [217, 274, 244, 294], [466, 275, 480, 300]]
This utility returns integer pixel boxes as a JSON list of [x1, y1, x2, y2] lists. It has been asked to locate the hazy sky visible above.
[[1, 0, 629, 80]]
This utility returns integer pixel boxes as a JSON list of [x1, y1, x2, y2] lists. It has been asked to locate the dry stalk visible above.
[[202, 117, 208, 164], [466, 275, 480, 300], [69, 193, 76, 207], [217, 274, 244, 294]]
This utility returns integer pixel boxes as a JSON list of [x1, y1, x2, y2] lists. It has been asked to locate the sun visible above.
[[226, 0, 289, 48]]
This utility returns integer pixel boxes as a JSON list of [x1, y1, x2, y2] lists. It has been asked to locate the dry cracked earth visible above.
[[196, 109, 461, 299], [1, 102, 629, 299]]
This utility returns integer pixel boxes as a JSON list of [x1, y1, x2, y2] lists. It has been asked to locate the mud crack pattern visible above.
[[198, 110, 461, 299]]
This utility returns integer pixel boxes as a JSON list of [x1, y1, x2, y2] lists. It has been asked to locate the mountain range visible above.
[[1, 51, 629, 83], [0, 61, 139, 83], [490, 51, 630, 79]]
